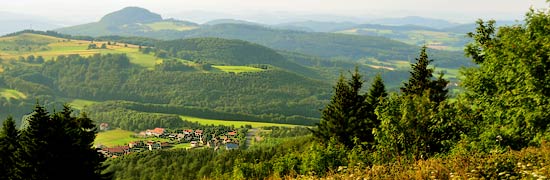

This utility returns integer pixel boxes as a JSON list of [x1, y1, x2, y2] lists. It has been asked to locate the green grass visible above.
[[145, 22, 198, 31], [95, 129, 138, 147], [171, 143, 191, 149], [67, 99, 99, 110], [180, 115, 299, 128], [0, 88, 27, 102], [212, 65, 264, 73], [0, 33, 162, 69]]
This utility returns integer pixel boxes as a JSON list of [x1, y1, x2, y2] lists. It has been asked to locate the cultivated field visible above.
[[212, 65, 265, 73], [95, 129, 139, 147], [180, 115, 299, 128], [145, 21, 198, 31], [0, 88, 27, 102], [0, 33, 161, 69]]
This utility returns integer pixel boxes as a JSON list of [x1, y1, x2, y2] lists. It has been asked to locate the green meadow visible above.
[[180, 115, 299, 128], [0, 88, 27, 102], [95, 129, 170, 147], [145, 21, 198, 31], [212, 65, 265, 73], [95, 129, 138, 147]]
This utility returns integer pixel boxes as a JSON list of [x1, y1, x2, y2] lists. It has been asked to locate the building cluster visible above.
[[97, 127, 242, 158]]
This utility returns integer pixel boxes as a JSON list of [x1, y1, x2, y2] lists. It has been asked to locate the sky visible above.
[[0, 0, 548, 24]]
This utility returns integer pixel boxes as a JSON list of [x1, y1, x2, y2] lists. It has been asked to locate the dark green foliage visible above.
[[314, 68, 382, 148], [0, 116, 20, 180], [401, 46, 449, 104], [461, 9, 550, 150], [374, 94, 472, 161], [366, 74, 387, 126], [16, 104, 110, 180]]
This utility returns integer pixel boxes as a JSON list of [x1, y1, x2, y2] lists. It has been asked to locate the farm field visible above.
[[180, 115, 299, 128], [95, 129, 170, 147], [0, 33, 161, 69], [171, 143, 192, 149], [95, 129, 139, 147], [66, 99, 99, 110], [145, 21, 198, 31], [0, 88, 27, 102], [212, 65, 265, 73]]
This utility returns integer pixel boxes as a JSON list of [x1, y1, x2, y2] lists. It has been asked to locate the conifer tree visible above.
[[314, 74, 354, 147], [314, 67, 376, 148], [347, 67, 371, 145], [366, 74, 387, 127], [0, 116, 20, 180], [401, 46, 448, 103], [16, 104, 110, 180]]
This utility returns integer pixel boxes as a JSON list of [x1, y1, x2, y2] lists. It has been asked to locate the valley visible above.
[[1, 2, 544, 179]]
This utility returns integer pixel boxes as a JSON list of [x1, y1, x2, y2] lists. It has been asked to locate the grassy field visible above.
[[145, 21, 198, 31], [180, 115, 299, 128], [95, 129, 171, 147], [171, 143, 191, 149], [0, 88, 27, 102], [212, 65, 265, 73], [95, 129, 138, 147], [0, 33, 160, 69], [67, 99, 99, 110]]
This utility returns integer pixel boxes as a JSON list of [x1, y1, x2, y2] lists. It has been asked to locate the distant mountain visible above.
[[442, 20, 522, 34], [0, 12, 61, 35], [368, 16, 459, 29], [203, 19, 261, 26], [57, 7, 471, 69], [334, 23, 470, 51], [274, 21, 358, 32], [57, 7, 199, 37]]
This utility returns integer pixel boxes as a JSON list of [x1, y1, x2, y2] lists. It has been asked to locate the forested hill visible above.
[[155, 38, 320, 77], [0, 32, 331, 128], [56, 7, 471, 69]]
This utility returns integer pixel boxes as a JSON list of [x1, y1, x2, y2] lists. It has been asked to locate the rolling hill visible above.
[[57, 7, 471, 69], [0, 32, 331, 128]]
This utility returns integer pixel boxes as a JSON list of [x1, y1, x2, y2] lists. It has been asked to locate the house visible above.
[[129, 141, 144, 148], [190, 141, 198, 148], [176, 134, 185, 141], [105, 146, 130, 156], [146, 128, 166, 137], [195, 130, 203, 137], [183, 129, 193, 135], [99, 123, 109, 131], [228, 131, 237, 136], [146, 141, 162, 151]]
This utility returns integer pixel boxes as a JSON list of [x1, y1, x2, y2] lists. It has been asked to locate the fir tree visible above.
[[0, 116, 20, 180], [401, 46, 448, 104], [16, 104, 110, 180], [314, 74, 353, 147], [347, 67, 371, 145], [366, 74, 387, 127]]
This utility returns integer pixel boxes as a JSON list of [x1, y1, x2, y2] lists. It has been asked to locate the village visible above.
[[96, 123, 246, 158]]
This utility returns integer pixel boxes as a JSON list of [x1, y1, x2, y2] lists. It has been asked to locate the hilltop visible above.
[[56, 7, 471, 69]]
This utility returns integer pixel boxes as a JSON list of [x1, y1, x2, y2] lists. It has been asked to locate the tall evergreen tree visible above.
[[314, 67, 377, 148], [0, 116, 20, 180], [314, 74, 354, 147], [16, 104, 110, 180], [401, 46, 448, 103], [347, 67, 371, 145], [366, 74, 387, 127], [17, 103, 51, 180]]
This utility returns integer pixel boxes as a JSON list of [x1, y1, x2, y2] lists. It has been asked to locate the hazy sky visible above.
[[0, 0, 548, 24]]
